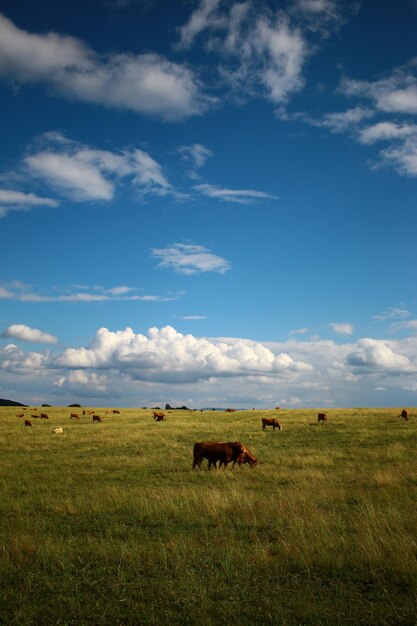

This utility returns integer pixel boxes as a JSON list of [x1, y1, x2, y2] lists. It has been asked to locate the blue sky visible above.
[[1, 0, 417, 408]]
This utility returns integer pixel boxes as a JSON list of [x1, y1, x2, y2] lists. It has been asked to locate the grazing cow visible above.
[[112, 410, 120, 414], [92, 415, 102, 423], [83, 410, 86, 415], [400, 409, 409, 421], [317, 413, 327, 424], [153, 411, 165, 420], [70, 413, 80, 420], [40, 413, 49, 419], [225, 408, 236, 412], [275, 406, 281, 410], [24, 420, 33, 427], [31, 414, 39, 419], [192, 441, 245, 470], [234, 444, 258, 468], [52, 427, 63, 434], [16, 413, 25, 418], [262, 417, 283, 431]]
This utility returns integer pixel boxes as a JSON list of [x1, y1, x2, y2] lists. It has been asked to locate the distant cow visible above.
[[225, 408, 236, 412], [234, 445, 258, 468], [52, 427, 63, 434], [70, 413, 80, 420], [153, 412, 165, 420], [192, 441, 245, 470], [40, 413, 49, 419], [92, 415, 102, 423], [399, 409, 409, 420], [262, 417, 283, 431], [16, 413, 24, 418], [31, 414, 39, 419], [112, 410, 120, 414], [24, 420, 33, 427], [317, 413, 327, 423], [275, 406, 281, 410]]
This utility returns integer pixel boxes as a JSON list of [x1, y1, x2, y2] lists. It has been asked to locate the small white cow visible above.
[[52, 427, 64, 434]]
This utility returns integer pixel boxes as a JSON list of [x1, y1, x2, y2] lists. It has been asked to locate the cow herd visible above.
[[17, 407, 413, 470]]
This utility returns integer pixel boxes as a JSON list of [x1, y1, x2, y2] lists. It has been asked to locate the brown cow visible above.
[[225, 408, 236, 412], [234, 444, 258, 468], [262, 417, 283, 431], [92, 415, 102, 423], [112, 410, 120, 414], [40, 413, 49, 419], [70, 413, 80, 419], [16, 413, 25, 418], [24, 419, 33, 427], [31, 414, 39, 419], [400, 409, 409, 421], [192, 441, 245, 470], [153, 411, 165, 420], [317, 413, 327, 423]]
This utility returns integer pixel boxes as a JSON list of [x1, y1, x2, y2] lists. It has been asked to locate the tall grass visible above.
[[1, 407, 417, 624]]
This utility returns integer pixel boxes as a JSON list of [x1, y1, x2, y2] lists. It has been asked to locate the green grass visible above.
[[1, 407, 417, 625]]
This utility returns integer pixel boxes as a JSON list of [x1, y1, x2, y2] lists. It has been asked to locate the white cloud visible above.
[[0, 281, 178, 303], [0, 13, 208, 121], [358, 122, 417, 144], [24, 133, 171, 201], [379, 135, 417, 177], [55, 369, 108, 393], [177, 143, 214, 168], [194, 183, 278, 203], [373, 307, 410, 321], [178, 0, 224, 49], [340, 64, 417, 116], [4, 328, 417, 407], [346, 338, 412, 372], [151, 243, 231, 274], [178, 2, 307, 105], [1, 323, 58, 344], [320, 107, 374, 133], [0, 188, 58, 217], [54, 325, 312, 383], [181, 315, 208, 320], [390, 320, 417, 333], [329, 322, 353, 336]]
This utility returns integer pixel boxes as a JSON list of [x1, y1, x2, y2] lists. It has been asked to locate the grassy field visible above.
[[1, 406, 417, 625]]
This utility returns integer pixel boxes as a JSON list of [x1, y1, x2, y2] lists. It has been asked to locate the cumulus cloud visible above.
[[24, 133, 171, 201], [329, 322, 353, 336], [55, 369, 108, 393], [346, 338, 412, 371], [3, 327, 417, 407], [194, 183, 278, 203], [0, 13, 208, 121], [0, 188, 58, 217], [151, 243, 231, 274], [1, 323, 58, 344], [54, 325, 312, 383]]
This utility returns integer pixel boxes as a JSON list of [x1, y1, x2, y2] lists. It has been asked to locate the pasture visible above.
[[1, 407, 417, 625]]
